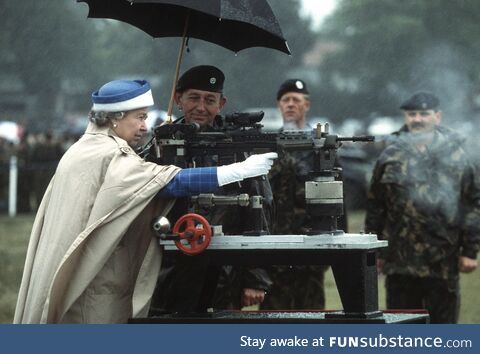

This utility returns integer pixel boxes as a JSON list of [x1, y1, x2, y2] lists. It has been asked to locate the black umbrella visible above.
[[77, 0, 291, 121]]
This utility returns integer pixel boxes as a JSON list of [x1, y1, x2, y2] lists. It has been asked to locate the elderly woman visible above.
[[14, 80, 276, 323]]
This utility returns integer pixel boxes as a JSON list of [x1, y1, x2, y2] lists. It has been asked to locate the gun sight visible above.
[[225, 111, 264, 127]]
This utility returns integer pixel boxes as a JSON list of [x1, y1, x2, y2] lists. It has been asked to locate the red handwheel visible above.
[[173, 213, 212, 255]]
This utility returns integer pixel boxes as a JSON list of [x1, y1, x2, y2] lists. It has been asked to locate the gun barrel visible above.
[[337, 135, 375, 142]]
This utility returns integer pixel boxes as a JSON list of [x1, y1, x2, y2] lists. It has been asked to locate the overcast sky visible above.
[[300, 0, 337, 29]]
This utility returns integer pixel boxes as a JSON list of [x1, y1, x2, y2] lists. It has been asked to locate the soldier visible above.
[[151, 65, 272, 313], [365, 92, 479, 323], [261, 79, 330, 310]]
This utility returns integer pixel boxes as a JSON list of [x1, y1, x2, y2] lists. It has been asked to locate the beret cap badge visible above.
[[176, 65, 225, 93], [276, 79, 309, 100]]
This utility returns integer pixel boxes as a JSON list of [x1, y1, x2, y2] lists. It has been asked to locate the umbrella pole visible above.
[[166, 11, 190, 124]]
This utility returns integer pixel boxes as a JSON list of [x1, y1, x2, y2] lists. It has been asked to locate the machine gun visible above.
[[143, 111, 374, 238], [142, 112, 278, 167]]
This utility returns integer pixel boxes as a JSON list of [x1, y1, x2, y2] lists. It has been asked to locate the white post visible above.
[[8, 155, 17, 217]]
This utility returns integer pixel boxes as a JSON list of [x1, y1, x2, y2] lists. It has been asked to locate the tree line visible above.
[[1, 0, 480, 130]]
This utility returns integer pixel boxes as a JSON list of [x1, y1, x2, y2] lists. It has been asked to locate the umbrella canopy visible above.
[[78, 0, 290, 54], [78, 0, 291, 121]]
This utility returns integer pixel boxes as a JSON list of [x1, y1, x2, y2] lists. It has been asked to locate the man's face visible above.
[[175, 89, 226, 127], [277, 92, 310, 129], [404, 110, 442, 134]]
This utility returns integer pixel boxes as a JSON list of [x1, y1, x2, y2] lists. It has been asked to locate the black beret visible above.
[[400, 92, 440, 111], [276, 79, 309, 100], [176, 65, 225, 93]]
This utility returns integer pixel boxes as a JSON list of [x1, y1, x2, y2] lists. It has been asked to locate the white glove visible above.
[[217, 152, 278, 186]]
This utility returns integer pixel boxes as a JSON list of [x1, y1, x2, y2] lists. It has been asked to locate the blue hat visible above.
[[400, 92, 440, 111], [91, 80, 154, 112]]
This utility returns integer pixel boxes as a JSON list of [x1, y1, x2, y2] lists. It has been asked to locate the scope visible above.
[[224, 111, 264, 127]]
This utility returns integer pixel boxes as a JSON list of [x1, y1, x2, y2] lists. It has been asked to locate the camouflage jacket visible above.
[[365, 126, 480, 279], [269, 149, 312, 234]]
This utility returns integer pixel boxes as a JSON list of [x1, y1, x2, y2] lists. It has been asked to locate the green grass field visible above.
[[0, 214, 32, 323], [1, 211, 479, 323]]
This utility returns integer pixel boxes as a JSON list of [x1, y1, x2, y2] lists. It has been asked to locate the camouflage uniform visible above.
[[365, 125, 480, 323], [150, 116, 272, 313], [261, 149, 330, 310]]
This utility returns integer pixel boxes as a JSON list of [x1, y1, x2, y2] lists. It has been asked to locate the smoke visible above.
[[383, 130, 466, 228], [408, 42, 473, 124]]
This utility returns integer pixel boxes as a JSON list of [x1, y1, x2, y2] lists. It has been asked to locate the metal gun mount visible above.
[[190, 193, 267, 236], [155, 213, 389, 320], [289, 122, 374, 234], [150, 215, 427, 322]]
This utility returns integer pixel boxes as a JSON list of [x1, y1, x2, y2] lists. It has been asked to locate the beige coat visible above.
[[14, 123, 180, 323]]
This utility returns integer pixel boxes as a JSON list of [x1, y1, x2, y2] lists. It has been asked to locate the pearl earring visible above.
[[113, 123, 117, 128]]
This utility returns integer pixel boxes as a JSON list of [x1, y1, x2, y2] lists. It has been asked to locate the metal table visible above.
[[160, 232, 387, 319], [130, 233, 429, 323], [132, 310, 429, 324]]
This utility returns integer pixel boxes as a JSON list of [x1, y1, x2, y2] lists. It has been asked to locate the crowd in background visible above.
[[0, 131, 80, 214]]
